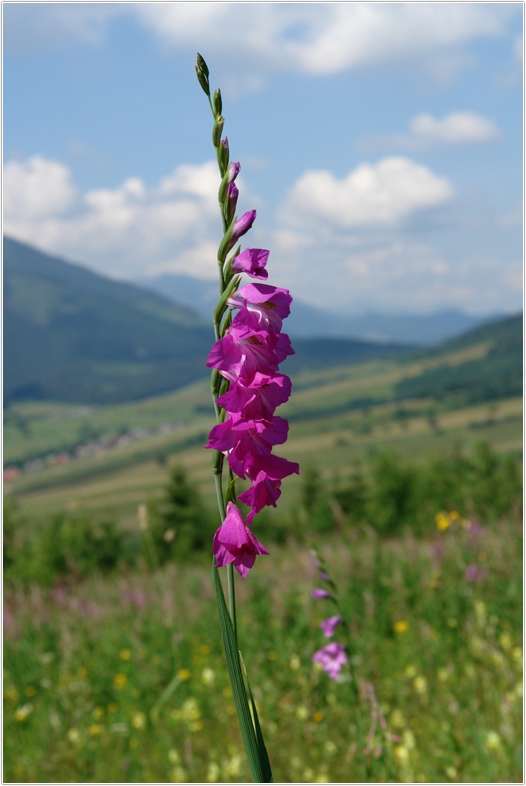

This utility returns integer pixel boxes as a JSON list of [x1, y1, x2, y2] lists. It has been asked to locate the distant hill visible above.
[[394, 313, 523, 405], [4, 238, 413, 406], [4, 237, 214, 405], [137, 272, 497, 345]]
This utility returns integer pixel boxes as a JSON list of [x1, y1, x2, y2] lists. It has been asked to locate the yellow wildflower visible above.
[[312, 711, 323, 723], [132, 712, 146, 730], [120, 649, 132, 661], [113, 673, 127, 690], [201, 668, 215, 685], [485, 731, 501, 751], [88, 724, 102, 736], [14, 704, 32, 721], [177, 668, 191, 682], [394, 620, 409, 634]]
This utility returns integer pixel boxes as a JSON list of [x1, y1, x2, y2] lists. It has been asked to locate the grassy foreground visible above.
[[4, 517, 522, 783]]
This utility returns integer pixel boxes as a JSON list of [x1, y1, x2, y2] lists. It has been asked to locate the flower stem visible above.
[[213, 467, 238, 639]]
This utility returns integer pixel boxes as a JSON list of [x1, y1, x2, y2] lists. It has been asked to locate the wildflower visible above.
[[177, 669, 191, 681], [296, 705, 308, 720], [230, 210, 257, 247], [88, 724, 103, 736], [67, 728, 80, 743], [312, 711, 324, 723], [413, 676, 427, 694], [201, 668, 215, 685], [170, 766, 187, 782], [290, 654, 301, 670], [394, 620, 409, 634], [312, 588, 332, 600], [120, 648, 132, 660], [312, 642, 347, 680], [436, 512, 451, 530], [113, 673, 127, 690], [207, 761, 221, 782], [465, 564, 487, 582], [132, 712, 146, 730], [230, 248, 269, 280], [14, 704, 33, 721], [485, 731, 501, 751], [320, 616, 343, 637], [213, 502, 269, 579]]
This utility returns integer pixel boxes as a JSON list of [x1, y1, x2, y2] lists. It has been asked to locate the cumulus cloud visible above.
[[280, 157, 453, 231], [3, 157, 230, 280], [362, 112, 501, 151], [4, 3, 519, 84], [133, 4, 515, 76]]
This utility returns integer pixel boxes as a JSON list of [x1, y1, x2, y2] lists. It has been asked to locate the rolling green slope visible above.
[[3, 237, 413, 406], [4, 237, 215, 404]]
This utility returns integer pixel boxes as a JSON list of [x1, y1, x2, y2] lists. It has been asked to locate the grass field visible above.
[[4, 517, 522, 783]]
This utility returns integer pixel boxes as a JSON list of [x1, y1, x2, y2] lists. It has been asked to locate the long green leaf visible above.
[[246, 676, 274, 783], [214, 568, 272, 783]]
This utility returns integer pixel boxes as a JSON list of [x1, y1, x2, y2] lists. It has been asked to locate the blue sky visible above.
[[3, 3, 523, 315]]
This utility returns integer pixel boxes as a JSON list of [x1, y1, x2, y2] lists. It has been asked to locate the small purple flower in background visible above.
[[312, 588, 332, 600], [320, 615, 344, 638], [312, 642, 348, 680], [465, 564, 487, 583], [213, 501, 269, 579]]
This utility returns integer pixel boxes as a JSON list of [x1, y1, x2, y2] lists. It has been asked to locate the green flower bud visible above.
[[195, 54, 210, 96], [213, 89, 222, 117], [212, 116, 225, 147]]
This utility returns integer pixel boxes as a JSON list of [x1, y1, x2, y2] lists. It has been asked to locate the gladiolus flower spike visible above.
[[196, 53, 297, 784]]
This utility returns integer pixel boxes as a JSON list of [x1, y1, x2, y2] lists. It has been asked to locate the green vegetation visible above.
[[4, 511, 522, 782]]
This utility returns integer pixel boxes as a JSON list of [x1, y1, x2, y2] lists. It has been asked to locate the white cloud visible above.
[[280, 157, 453, 231], [411, 112, 500, 144], [4, 157, 77, 219], [4, 3, 519, 84], [361, 112, 500, 151], [133, 4, 515, 76], [3, 157, 230, 280]]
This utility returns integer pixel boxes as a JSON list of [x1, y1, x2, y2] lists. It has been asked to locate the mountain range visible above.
[[4, 237, 413, 405], [136, 272, 497, 345]]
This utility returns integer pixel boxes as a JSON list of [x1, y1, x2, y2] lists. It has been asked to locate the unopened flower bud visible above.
[[213, 117, 225, 147], [195, 54, 210, 96], [230, 210, 256, 246], [213, 89, 222, 116], [226, 182, 239, 222], [219, 137, 229, 171]]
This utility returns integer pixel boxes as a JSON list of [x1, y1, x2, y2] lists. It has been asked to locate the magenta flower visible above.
[[213, 502, 269, 579], [215, 373, 292, 421], [238, 471, 282, 524], [230, 210, 257, 246], [312, 642, 348, 680], [231, 248, 269, 280], [312, 588, 332, 600], [320, 616, 343, 637]]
